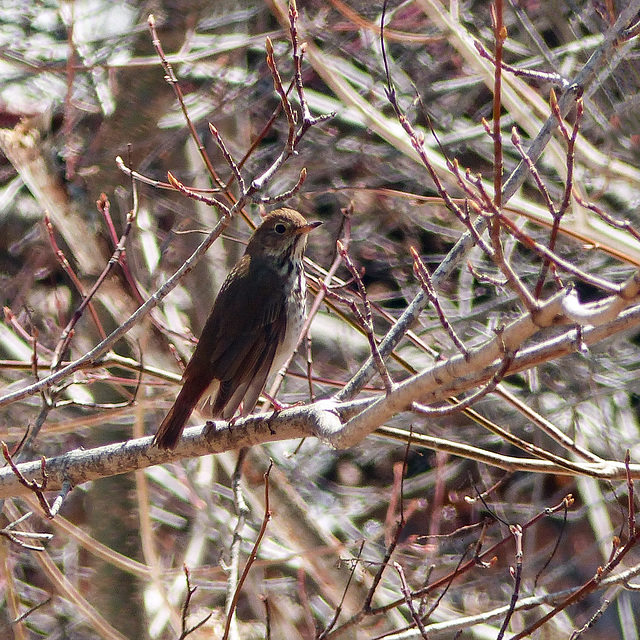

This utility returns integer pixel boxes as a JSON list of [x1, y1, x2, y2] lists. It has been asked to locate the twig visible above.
[[411, 247, 468, 357], [166, 172, 232, 215], [569, 596, 613, 639], [116, 156, 214, 191], [1, 510, 52, 551], [208, 123, 246, 195], [394, 563, 429, 639], [317, 540, 365, 640], [491, 0, 505, 210], [3, 308, 54, 358], [361, 436, 412, 619], [534, 496, 569, 589], [224, 447, 250, 640], [48, 480, 72, 518], [496, 524, 522, 639], [534, 90, 584, 295], [44, 211, 106, 341], [337, 240, 394, 393], [147, 14, 225, 192], [252, 168, 307, 205], [222, 460, 273, 640], [11, 597, 53, 623], [2, 443, 53, 518], [51, 196, 139, 371], [412, 347, 514, 417], [13, 325, 54, 459], [265, 36, 297, 154], [474, 39, 570, 88], [178, 565, 212, 639], [574, 192, 640, 246], [289, 0, 337, 144], [497, 212, 623, 295]]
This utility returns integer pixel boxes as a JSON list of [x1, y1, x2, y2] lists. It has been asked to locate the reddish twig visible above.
[[2, 442, 54, 518], [510, 128, 557, 223], [265, 36, 297, 154], [336, 241, 394, 393], [533, 90, 584, 296], [178, 565, 212, 639], [51, 198, 138, 370], [147, 15, 225, 193], [497, 213, 621, 295], [3, 308, 54, 358], [45, 212, 106, 342], [289, 0, 337, 145], [574, 192, 640, 246], [166, 172, 232, 214], [411, 247, 468, 357], [208, 123, 246, 195], [491, 0, 506, 210]]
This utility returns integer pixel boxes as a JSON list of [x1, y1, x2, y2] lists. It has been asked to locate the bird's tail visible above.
[[153, 384, 202, 449]]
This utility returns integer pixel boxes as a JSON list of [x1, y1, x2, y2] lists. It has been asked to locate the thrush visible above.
[[153, 208, 321, 449]]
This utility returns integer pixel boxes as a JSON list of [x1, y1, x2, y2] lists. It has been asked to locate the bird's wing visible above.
[[182, 254, 288, 417]]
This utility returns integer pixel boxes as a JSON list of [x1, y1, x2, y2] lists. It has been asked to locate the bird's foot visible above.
[[261, 393, 304, 413]]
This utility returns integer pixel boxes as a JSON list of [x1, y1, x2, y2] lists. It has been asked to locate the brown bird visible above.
[[153, 208, 321, 449]]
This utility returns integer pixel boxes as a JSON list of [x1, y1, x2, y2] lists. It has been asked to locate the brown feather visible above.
[[153, 209, 320, 449]]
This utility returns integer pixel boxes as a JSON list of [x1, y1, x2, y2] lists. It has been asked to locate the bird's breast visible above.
[[270, 263, 307, 376]]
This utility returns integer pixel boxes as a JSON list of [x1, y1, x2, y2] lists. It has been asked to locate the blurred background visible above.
[[1, 1, 640, 638]]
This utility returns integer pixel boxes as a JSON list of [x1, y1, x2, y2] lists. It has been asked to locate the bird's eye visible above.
[[274, 223, 287, 234]]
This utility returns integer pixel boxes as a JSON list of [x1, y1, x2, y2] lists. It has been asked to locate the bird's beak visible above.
[[295, 220, 322, 235]]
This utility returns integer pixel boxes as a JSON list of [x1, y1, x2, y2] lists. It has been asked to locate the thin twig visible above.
[[224, 446, 250, 640], [2, 443, 53, 518], [317, 540, 365, 640], [411, 247, 468, 357], [222, 460, 273, 640], [179, 565, 212, 639], [337, 240, 394, 393], [208, 123, 246, 196], [491, 0, 505, 209], [51, 196, 139, 371], [394, 563, 430, 639], [496, 524, 523, 639], [44, 211, 106, 341], [412, 348, 514, 417], [147, 14, 225, 192]]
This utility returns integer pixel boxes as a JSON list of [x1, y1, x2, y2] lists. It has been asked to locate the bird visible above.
[[153, 208, 321, 449]]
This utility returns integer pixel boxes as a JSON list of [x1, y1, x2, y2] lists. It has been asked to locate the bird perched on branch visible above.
[[153, 208, 321, 449]]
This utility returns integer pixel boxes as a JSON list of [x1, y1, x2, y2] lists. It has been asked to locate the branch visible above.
[[330, 291, 640, 448], [336, 0, 640, 400]]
